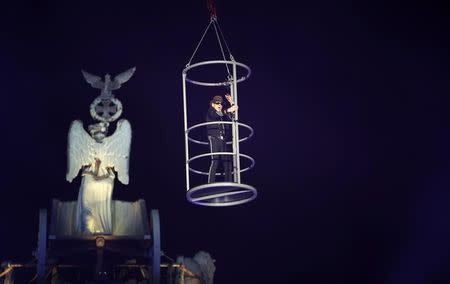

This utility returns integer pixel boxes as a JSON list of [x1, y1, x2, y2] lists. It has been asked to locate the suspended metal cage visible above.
[[182, 16, 258, 207]]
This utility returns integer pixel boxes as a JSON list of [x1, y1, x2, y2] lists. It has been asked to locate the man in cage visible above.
[[205, 93, 238, 183]]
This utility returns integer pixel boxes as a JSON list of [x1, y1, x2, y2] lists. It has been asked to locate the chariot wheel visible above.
[[150, 209, 161, 284]]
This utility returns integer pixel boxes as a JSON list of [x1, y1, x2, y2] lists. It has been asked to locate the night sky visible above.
[[1, 1, 450, 283]]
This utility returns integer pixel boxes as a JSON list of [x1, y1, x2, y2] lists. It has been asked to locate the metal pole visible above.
[[229, 80, 237, 183], [182, 72, 191, 191], [231, 61, 241, 183]]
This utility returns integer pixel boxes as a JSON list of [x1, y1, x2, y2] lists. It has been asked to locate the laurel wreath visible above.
[[90, 97, 123, 122]]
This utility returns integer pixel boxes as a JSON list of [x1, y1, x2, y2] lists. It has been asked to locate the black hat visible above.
[[211, 95, 223, 104]]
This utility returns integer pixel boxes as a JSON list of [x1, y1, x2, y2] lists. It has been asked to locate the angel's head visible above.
[[89, 122, 109, 142]]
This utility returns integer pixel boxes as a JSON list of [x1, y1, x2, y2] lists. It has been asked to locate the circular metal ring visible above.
[[186, 121, 254, 145], [187, 182, 257, 207], [187, 152, 255, 176], [183, 60, 251, 87]]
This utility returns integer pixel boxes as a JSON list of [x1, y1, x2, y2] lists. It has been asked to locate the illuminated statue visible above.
[[66, 67, 135, 234]]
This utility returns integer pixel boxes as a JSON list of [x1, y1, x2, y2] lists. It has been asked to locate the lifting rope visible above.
[[186, 0, 234, 80], [186, 20, 214, 68]]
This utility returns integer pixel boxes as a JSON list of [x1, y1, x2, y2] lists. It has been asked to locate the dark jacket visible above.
[[206, 107, 232, 138]]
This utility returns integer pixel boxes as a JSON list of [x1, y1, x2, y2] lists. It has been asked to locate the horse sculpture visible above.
[[175, 251, 216, 284]]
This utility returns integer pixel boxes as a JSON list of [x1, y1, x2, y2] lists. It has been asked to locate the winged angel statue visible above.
[[66, 68, 134, 234]]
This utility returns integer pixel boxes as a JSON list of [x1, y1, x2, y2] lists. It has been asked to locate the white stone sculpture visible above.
[[66, 119, 131, 234], [66, 68, 134, 234]]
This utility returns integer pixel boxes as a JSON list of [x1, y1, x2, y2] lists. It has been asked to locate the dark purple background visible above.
[[1, 1, 450, 283]]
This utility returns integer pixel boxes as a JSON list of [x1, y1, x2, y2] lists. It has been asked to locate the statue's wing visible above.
[[101, 119, 132, 184], [81, 70, 104, 89], [66, 120, 96, 182], [110, 67, 136, 90]]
